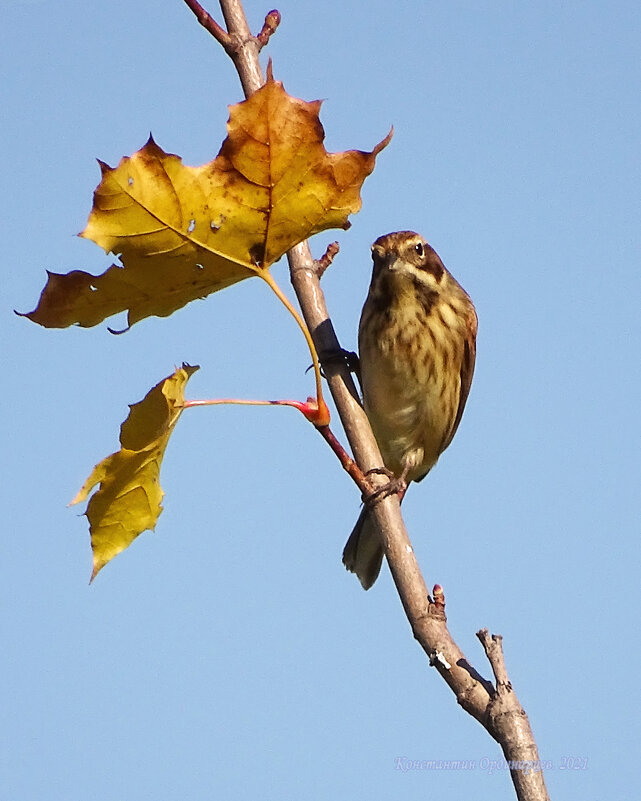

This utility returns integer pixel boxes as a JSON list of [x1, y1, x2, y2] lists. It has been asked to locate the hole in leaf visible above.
[[210, 215, 226, 232], [89, 285, 98, 292], [195, 263, 204, 271], [128, 177, 134, 186], [188, 219, 196, 233]]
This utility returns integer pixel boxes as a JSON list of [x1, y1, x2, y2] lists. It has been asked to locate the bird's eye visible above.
[[414, 242, 424, 257]]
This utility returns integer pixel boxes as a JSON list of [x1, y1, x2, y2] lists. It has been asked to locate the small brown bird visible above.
[[342, 231, 477, 589]]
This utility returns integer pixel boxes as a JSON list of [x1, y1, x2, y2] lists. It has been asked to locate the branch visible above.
[[313, 240, 340, 279], [182, 0, 231, 47], [477, 630, 550, 801], [183, 0, 263, 95], [186, 2, 550, 799], [184, 0, 281, 54]]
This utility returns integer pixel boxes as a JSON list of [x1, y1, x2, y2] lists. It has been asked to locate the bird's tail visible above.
[[342, 507, 384, 590]]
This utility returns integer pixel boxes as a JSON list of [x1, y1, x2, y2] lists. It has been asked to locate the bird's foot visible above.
[[307, 348, 360, 380], [321, 348, 360, 379], [362, 467, 408, 507]]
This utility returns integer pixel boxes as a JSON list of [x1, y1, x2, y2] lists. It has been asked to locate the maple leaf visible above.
[[70, 364, 199, 580], [22, 75, 391, 330]]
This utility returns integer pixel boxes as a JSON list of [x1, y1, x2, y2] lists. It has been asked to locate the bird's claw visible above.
[[306, 348, 360, 380], [362, 467, 407, 507], [322, 348, 360, 373]]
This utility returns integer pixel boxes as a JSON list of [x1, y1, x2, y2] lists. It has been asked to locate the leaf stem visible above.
[[183, 398, 275, 408], [182, 396, 327, 424], [315, 425, 370, 493], [259, 270, 329, 424]]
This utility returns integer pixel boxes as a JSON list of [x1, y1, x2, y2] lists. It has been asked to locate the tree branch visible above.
[[182, 2, 550, 798], [477, 629, 549, 801], [183, 0, 231, 47]]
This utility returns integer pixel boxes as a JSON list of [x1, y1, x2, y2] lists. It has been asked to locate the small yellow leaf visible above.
[[23, 75, 391, 330], [71, 364, 199, 580]]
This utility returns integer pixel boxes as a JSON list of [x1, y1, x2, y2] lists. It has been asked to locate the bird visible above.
[[342, 231, 477, 589]]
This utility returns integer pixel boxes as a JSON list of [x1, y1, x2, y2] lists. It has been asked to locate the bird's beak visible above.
[[372, 245, 399, 272]]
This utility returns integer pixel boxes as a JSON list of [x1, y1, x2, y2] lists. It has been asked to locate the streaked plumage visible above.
[[343, 231, 477, 589]]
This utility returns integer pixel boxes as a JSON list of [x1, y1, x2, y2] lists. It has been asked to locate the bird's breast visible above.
[[360, 335, 459, 480]]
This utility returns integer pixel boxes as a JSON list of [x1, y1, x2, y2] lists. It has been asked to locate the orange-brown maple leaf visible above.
[[22, 76, 391, 330]]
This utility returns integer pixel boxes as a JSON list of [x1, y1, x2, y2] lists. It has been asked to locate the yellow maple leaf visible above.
[[23, 75, 391, 330], [70, 364, 199, 580]]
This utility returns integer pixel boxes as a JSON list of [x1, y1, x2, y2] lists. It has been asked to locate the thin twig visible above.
[[314, 241, 340, 278], [477, 628, 511, 687], [476, 629, 547, 801], [183, 0, 264, 95], [182, 0, 231, 48]]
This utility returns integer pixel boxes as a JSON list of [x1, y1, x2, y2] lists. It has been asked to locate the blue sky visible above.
[[3, 1, 640, 799]]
